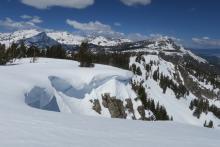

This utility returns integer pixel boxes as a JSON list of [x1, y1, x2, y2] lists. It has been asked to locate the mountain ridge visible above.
[[0, 29, 132, 48]]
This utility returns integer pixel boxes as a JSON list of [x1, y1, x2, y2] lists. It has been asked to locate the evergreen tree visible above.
[[0, 44, 8, 65], [150, 99, 156, 113], [78, 42, 93, 67], [6, 43, 18, 62], [189, 101, 194, 110], [153, 69, 159, 81], [131, 64, 137, 74], [17, 41, 26, 58], [135, 55, 141, 63], [136, 67, 142, 76], [138, 85, 147, 107], [193, 107, 201, 119], [203, 120, 207, 127], [204, 120, 214, 128], [208, 120, 213, 128], [170, 116, 173, 121], [145, 64, 151, 73]]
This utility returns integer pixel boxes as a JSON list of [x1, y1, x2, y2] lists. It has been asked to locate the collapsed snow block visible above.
[[25, 87, 60, 112], [102, 93, 127, 118]]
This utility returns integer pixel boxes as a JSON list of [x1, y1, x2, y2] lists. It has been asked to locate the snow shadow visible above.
[[49, 76, 86, 99], [25, 86, 60, 112]]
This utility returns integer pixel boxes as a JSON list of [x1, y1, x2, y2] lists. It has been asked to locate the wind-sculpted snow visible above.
[[0, 58, 135, 115], [49, 76, 86, 99], [49, 74, 131, 99]]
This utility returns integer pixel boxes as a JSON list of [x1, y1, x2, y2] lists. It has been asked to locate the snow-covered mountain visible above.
[[23, 32, 60, 48], [88, 35, 131, 46], [0, 29, 131, 48], [118, 36, 207, 63], [0, 58, 220, 147], [0, 29, 40, 48], [47, 31, 85, 45], [130, 54, 220, 127], [112, 37, 220, 127]]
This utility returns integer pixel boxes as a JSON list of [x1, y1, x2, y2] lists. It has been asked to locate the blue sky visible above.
[[0, 0, 220, 49]]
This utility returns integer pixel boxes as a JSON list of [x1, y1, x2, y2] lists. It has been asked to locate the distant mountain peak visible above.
[[23, 31, 60, 48]]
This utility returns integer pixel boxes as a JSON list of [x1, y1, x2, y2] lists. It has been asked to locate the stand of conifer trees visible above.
[[190, 98, 220, 121], [131, 81, 171, 121], [0, 43, 67, 65]]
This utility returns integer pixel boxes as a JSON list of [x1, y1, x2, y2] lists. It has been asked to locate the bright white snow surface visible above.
[[1, 58, 134, 116], [2, 109, 220, 147], [0, 58, 220, 147]]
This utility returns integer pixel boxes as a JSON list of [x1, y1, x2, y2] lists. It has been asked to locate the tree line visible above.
[[0, 41, 132, 70], [0, 42, 67, 65]]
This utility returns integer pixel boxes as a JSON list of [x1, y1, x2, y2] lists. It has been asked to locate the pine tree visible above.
[[155, 102, 160, 119], [138, 85, 147, 107], [145, 64, 151, 73], [6, 43, 18, 63], [0, 44, 8, 65], [203, 120, 207, 127], [193, 107, 201, 119], [208, 120, 213, 128], [189, 101, 194, 110], [131, 64, 137, 74], [136, 67, 142, 76], [135, 55, 141, 63], [78, 42, 93, 67], [170, 116, 173, 121], [153, 70, 159, 81], [17, 41, 26, 58]]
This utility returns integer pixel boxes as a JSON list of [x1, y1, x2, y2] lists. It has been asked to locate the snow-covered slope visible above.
[[1, 58, 145, 119], [121, 37, 207, 63], [47, 31, 85, 45], [1, 109, 220, 147], [130, 54, 220, 127], [88, 36, 131, 46], [1, 58, 220, 147]]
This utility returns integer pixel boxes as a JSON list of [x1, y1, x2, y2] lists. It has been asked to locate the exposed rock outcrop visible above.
[[92, 99, 101, 114], [102, 93, 127, 118]]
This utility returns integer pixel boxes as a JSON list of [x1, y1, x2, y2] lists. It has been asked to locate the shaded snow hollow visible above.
[[0, 58, 220, 147]]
